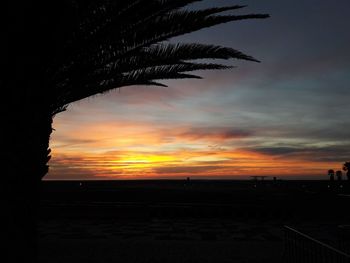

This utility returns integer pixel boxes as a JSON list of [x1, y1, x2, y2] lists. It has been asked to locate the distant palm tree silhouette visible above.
[[4, 1, 268, 262], [336, 170, 343, 181], [343, 162, 350, 181], [328, 169, 335, 181]]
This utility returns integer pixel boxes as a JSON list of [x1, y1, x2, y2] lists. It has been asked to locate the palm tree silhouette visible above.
[[343, 161, 350, 180], [336, 170, 343, 181], [5, 0, 269, 180], [328, 169, 335, 181], [4, 0, 268, 262]]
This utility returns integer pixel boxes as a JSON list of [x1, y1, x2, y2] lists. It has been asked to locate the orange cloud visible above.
[[47, 144, 336, 180], [48, 109, 341, 180]]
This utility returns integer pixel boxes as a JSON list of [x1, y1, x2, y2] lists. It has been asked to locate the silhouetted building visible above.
[[273, 177, 277, 186], [184, 177, 191, 187]]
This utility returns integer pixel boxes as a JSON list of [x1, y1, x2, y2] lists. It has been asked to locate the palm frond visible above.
[[60, 62, 232, 105], [48, 0, 269, 113]]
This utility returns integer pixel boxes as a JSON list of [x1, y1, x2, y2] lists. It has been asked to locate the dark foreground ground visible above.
[[39, 180, 350, 263]]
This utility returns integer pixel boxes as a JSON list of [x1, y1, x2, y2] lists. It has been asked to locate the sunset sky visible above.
[[46, 0, 350, 180]]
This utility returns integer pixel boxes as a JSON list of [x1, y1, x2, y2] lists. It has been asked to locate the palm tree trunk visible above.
[[2, 109, 52, 262], [3, 1, 55, 260]]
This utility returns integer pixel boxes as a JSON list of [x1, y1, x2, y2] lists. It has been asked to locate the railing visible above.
[[338, 225, 350, 255], [283, 225, 350, 263]]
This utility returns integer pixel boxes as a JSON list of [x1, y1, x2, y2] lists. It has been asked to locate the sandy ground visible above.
[[38, 180, 350, 262], [39, 218, 284, 263]]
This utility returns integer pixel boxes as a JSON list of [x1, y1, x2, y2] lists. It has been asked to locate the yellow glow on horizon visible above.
[[48, 116, 340, 180], [117, 155, 177, 164]]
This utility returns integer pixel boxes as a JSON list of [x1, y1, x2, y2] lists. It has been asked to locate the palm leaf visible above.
[[49, 0, 269, 113]]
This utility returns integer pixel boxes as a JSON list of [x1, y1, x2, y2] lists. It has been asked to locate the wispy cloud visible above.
[[47, 0, 350, 180]]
